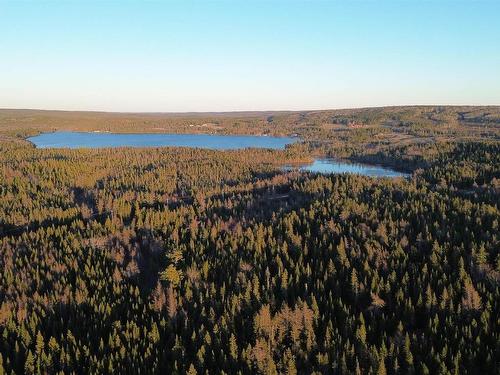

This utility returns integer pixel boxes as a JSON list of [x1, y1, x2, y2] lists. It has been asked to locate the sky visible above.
[[1, 0, 499, 112]]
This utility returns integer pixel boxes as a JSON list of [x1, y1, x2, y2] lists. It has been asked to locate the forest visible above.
[[0, 106, 499, 374]]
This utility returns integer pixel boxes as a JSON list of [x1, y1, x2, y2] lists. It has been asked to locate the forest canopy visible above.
[[0, 106, 499, 374]]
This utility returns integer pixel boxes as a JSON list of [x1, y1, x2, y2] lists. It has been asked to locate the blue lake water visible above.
[[28, 131, 297, 150], [28, 132, 408, 178], [285, 159, 409, 178]]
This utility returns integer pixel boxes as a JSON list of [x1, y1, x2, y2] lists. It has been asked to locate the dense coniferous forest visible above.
[[0, 106, 499, 374]]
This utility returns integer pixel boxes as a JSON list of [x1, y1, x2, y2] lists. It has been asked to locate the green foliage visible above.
[[0, 107, 499, 374]]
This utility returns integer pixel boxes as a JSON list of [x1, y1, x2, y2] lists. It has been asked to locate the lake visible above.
[[28, 131, 297, 150], [28, 132, 408, 178], [284, 159, 409, 178]]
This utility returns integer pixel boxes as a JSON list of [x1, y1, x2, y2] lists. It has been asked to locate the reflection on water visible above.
[[285, 159, 409, 178]]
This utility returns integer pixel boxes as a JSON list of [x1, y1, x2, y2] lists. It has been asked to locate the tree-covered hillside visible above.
[[0, 107, 499, 374]]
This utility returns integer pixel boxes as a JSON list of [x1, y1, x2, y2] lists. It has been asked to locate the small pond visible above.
[[284, 159, 409, 178]]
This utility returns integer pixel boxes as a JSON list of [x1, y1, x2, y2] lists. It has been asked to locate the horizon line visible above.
[[1, 103, 500, 116]]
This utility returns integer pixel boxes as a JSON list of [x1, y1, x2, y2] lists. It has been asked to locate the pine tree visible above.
[[187, 363, 197, 375], [35, 331, 45, 357], [377, 356, 387, 375], [229, 334, 238, 361], [403, 333, 414, 373], [356, 314, 367, 345], [25, 351, 35, 374]]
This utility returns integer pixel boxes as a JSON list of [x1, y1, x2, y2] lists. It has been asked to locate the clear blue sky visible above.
[[1, 0, 499, 112]]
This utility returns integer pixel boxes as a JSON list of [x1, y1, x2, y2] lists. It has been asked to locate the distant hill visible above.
[[1, 106, 499, 142]]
